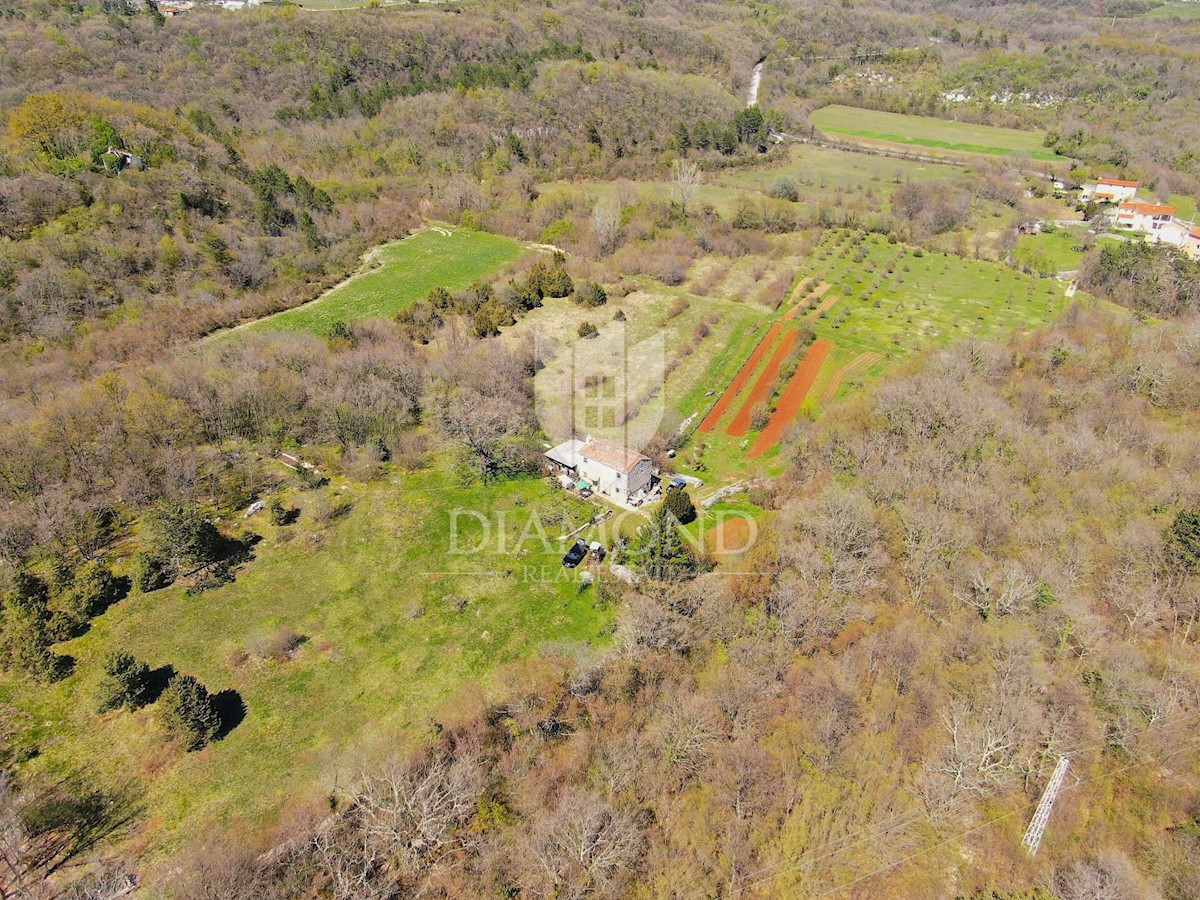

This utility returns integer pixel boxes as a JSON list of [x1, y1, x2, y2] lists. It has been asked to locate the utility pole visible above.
[[1022, 757, 1070, 855]]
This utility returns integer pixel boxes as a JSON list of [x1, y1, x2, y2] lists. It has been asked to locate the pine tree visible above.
[[633, 505, 695, 582], [663, 487, 697, 525], [96, 650, 153, 712], [157, 674, 221, 751]]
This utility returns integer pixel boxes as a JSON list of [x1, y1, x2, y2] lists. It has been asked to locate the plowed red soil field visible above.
[[727, 329, 799, 436], [749, 339, 834, 457], [698, 322, 783, 433]]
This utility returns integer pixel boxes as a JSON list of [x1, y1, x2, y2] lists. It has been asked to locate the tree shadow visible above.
[[211, 689, 246, 741], [20, 774, 144, 879], [143, 663, 178, 705]]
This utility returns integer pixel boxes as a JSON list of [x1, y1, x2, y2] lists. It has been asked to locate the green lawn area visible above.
[[809, 105, 1067, 162], [1144, 1, 1200, 17], [803, 231, 1068, 358], [248, 227, 525, 335], [1168, 193, 1198, 221], [1, 461, 612, 863], [1013, 228, 1090, 275]]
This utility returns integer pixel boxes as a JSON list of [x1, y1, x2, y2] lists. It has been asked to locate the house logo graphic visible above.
[[533, 317, 666, 454]]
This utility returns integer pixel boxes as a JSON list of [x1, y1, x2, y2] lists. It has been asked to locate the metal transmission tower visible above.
[[1022, 757, 1071, 855]]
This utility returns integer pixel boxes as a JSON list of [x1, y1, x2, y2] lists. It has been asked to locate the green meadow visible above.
[[249, 227, 525, 335], [810, 105, 1067, 162], [1, 461, 612, 861]]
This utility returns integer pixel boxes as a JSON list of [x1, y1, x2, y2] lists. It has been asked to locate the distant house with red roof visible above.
[[1083, 178, 1140, 203], [1115, 200, 1176, 233]]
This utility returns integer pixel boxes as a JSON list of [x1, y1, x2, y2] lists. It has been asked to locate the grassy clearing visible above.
[[714, 142, 972, 215], [1144, 1, 1200, 17], [1168, 193, 1199, 221], [802, 231, 1068, 358], [1013, 228, 1090, 275], [810, 105, 1066, 162], [248, 227, 525, 336], [2, 461, 612, 861]]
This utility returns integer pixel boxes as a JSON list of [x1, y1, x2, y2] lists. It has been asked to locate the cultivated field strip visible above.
[[727, 329, 799, 436], [698, 322, 783, 433], [750, 339, 834, 457]]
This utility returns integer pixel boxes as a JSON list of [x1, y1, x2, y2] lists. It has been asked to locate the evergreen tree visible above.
[[542, 253, 574, 298], [663, 486, 697, 525], [576, 282, 608, 308], [96, 650, 153, 712], [0, 571, 64, 682], [1170, 506, 1200, 573], [141, 501, 223, 576], [632, 505, 695, 582], [134, 553, 172, 592], [61, 561, 122, 621], [157, 674, 221, 751]]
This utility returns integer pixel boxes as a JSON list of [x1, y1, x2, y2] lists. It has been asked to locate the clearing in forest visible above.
[[809, 105, 1067, 162], [10, 463, 612, 857], [247, 227, 524, 335]]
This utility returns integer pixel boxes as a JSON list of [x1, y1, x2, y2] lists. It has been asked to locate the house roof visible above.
[[545, 439, 584, 468], [578, 437, 650, 474], [1098, 178, 1139, 188], [1117, 201, 1175, 216]]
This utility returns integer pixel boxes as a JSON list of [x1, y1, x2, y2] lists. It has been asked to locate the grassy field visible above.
[[801, 231, 1068, 359], [1013, 227, 1090, 275], [678, 231, 1073, 474], [1, 460, 612, 860], [1144, 0, 1200, 17], [248, 227, 525, 336], [810, 105, 1067, 162]]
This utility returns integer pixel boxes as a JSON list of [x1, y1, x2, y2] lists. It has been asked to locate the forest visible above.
[[3, 0, 1200, 896]]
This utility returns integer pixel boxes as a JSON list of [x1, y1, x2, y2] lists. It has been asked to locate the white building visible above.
[[1083, 178, 1140, 203], [545, 436, 654, 505], [1114, 201, 1176, 236]]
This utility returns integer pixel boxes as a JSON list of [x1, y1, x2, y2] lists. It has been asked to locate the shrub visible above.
[[576, 281, 608, 308], [663, 486, 697, 525], [578, 321, 599, 338], [157, 674, 221, 751], [769, 177, 799, 202], [95, 650, 153, 712]]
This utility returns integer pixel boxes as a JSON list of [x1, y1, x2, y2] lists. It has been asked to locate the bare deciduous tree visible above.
[[670, 158, 703, 216]]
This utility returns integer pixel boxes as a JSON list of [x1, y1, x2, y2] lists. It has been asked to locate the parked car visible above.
[[562, 540, 588, 568]]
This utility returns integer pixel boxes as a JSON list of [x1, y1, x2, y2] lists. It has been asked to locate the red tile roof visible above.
[[579, 437, 650, 474], [1117, 201, 1175, 216], [1098, 178, 1139, 188]]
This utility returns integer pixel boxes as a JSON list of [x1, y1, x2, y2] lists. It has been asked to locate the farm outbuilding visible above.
[[545, 436, 654, 505]]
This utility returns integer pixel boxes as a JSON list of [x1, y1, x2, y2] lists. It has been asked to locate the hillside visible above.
[[3, 0, 1200, 897]]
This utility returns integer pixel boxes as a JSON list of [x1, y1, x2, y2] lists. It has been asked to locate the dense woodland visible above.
[[4, 0, 1200, 895]]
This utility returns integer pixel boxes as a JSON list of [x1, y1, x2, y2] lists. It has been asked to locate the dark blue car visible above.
[[562, 540, 588, 568]]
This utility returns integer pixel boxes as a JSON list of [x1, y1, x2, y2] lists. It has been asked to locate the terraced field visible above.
[[679, 230, 1074, 477]]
